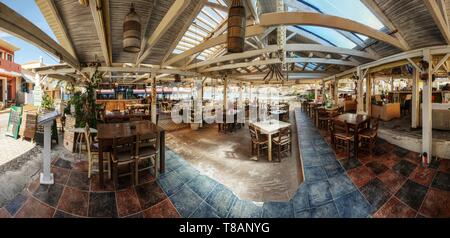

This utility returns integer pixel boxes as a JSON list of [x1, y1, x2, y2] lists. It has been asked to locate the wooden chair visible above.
[[272, 127, 292, 162], [317, 108, 330, 130], [111, 136, 136, 187], [331, 119, 354, 160], [359, 116, 380, 155], [84, 124, 111, 179], [135, 133, 158, 184], [249, 125, 268, 160]]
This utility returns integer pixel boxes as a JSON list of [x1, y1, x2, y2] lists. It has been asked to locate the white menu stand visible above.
[[37, 111, 59, 185]]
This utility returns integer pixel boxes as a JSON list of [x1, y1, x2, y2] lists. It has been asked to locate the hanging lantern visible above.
[[174, 74, 181, 83], [227, 0, 246, 53], [123, 3, 141, 53]]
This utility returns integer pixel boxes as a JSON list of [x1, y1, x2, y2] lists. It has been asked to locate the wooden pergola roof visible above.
[[1, 0, 449, 83]]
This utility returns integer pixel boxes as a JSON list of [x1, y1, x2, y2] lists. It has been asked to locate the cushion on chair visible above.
[[359, 129, 377, 138]]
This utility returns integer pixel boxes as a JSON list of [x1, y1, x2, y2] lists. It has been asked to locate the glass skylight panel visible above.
[[172, 1, 228, 57], [302, 26, 357, 49], [300, 0, 385, 30]]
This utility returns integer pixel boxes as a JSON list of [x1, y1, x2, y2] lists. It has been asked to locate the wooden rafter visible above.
[[0, 2, 80, 69], [89, 0, 111, 66], [423, 0, 450, 44], [361, 0, 410, 50], [136, 0, 191, 65]]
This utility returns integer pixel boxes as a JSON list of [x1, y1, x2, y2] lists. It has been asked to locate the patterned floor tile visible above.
[[431, 171, 450, 191], [328, 174, 357, 199], [361, 178, 391, 211], [32, 184, 64, 207], [4, 193, 28, 216], [347, 166, 376, 188], [409, 166, 437, 187], [334, 190, 373, 218], [395, 180, 428, 210], [186, 175, 218, 200], [304, 166, 328, 182], [419, 188, 450, 218], [53, 158, 72, 170], [0, 208, 11, 218], [88, 192, 117, 218], [15, 197, 55, 218], [135, 181, 167, 210], [341, 158, 362, 171], [378, 169, 407, 194], [393, 160, 417, 177], [307, 180, 333, 207], [66, 171, 90, 191], [205, 184, 237, 218], [438, 160, 450, 173], [373, 197, 416, 218], [142, 199, 180, 218], [366, 161, 389, 175], [57, 187, 89, 217], [190, 202, 220, 218], [262, 201, 294, 218], [116, 187, 142, 218], [51, 166, 70, 185], [170, 185, 202, 218], [310, 202, 340, 218]]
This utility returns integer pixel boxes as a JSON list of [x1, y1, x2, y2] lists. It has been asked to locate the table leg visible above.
[[99, 139, 104, 188], [354, 127, 359, 159], [159, 130, 165, 174], [268, 134, 272, 162]]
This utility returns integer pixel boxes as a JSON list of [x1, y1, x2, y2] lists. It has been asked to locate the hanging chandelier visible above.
[[123, 3, 142, 53]]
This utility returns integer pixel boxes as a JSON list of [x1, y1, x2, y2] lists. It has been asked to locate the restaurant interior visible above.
[[0, 0, 449, 219]]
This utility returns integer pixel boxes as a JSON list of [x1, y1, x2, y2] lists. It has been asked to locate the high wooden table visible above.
[[96, 121, 165, 187], [251, 119, 291, 162], [334, 113, 370, 159]]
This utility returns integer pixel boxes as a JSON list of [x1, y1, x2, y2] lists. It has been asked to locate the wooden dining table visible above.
[[251, 119, 291, 162], [96, 121, 166, 187], [333, 113, 370, 159]]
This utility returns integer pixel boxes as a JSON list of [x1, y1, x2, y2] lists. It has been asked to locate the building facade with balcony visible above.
[[0, 39, 22, 109]]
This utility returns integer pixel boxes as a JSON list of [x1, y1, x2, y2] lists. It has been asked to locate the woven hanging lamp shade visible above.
[[123, 3, 142, 53], [227, 0, 246, 53]]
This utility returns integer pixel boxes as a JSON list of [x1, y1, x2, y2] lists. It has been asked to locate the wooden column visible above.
[[151, 76, 157, 124], [411, 69, 421, 129], [357, 67, 364, 113], [223, 77, 228, 110], [2, 78, 7, 104], [333, 76, 338, 103], [422, 49, 433, 162], [366, 72, 372, 116]]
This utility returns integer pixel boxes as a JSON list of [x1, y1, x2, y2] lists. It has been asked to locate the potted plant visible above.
[[41, 94, 55, 113]]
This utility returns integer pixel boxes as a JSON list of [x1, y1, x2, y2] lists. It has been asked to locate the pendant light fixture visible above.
[[123, 3, 142, 53], [227, 0, 246, 53]]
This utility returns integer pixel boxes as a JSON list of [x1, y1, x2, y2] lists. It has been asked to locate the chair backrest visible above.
[[372, 116, 380, 131], [277, 127, 291, 141], [113, 136, 136, 155], [337, 106, 344, 115], [249, 125, 258, 141], [317, 108, 328, 117], [332, 119, 349, 136], [136, 133, 158, 155]]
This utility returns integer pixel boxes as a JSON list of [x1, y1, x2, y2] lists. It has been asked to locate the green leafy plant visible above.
[[41, 94, 54, 111]]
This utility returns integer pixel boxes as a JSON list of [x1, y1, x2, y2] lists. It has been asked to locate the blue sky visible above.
[[0, 0, 59, 65]]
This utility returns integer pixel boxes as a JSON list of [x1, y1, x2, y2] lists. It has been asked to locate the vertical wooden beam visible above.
[[151, 76, 157, 124], [357, 67, 364, 113], [223, 78, 228, 110], [422, 49, 433, 162], [333, 76, 338, 103], [366, 73, 372, 116], [411, 69, 420, 129]]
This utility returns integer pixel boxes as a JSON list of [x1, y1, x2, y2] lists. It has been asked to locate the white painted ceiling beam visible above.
[[423, 0, 450, 44], [89, 0, 111, 66], [0, 2, 80, 69], [136, 0, 191, 65]]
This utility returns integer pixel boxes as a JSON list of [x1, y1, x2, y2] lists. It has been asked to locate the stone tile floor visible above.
[[0, 108, 449, 218]]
